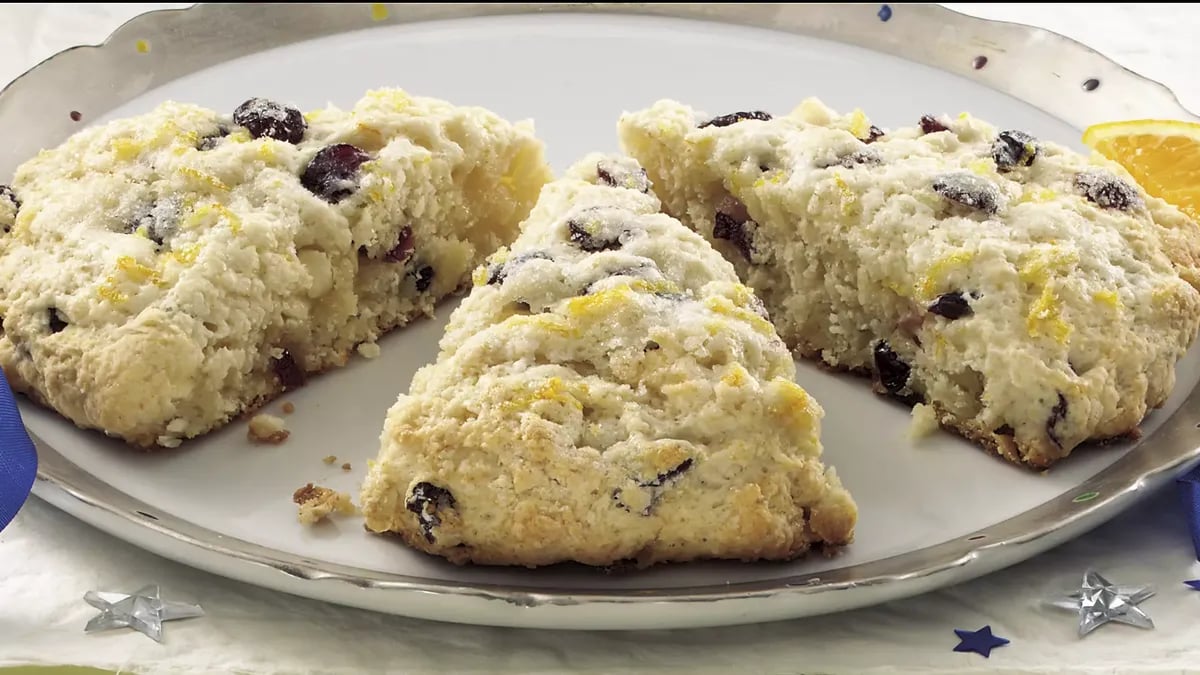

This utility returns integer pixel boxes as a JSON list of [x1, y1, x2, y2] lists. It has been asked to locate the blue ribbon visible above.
[[1181, 464, 1200, 561], [0, 369, 36, 532]]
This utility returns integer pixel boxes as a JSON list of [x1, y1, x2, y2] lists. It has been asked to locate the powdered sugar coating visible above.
[[361, 154, 857, 568], [619, 97, 1200, 467], [0, 89, 551, 447]]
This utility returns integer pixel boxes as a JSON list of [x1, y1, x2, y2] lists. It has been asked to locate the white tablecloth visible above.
[[2, 4, 1200, 673]]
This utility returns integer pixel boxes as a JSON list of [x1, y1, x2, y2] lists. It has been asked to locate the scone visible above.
[[619, 100, 1200, 468], [0, 89, 550, 448], [360, 154, 857, 568]]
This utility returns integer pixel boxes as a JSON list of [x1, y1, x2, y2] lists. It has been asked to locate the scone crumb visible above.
[[292, 483, 357, 525], [322, 455, 338, 465], [357, 341, 382, 359], [280, 401, 295, 414], [247, 413, 290, 444], [909, 403, 941, 440], [341, 462, 352, 471], [156, 435, 183, 449]]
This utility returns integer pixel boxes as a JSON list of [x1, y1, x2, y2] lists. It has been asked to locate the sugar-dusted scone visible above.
[[0, 90, 550, 448], [360, 154, 857, 568], [619, 100, 1200, 468]]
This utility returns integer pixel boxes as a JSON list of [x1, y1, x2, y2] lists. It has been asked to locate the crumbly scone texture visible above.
[[0, 89, 550, 448], [619, 99, 1200, 468], [360, 154, 858, 568]]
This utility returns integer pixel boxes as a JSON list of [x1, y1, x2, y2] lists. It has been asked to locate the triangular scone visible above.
[[619, 100, 1200, 468], [361, 154, 857, 568], [0, 89, 550, 447]]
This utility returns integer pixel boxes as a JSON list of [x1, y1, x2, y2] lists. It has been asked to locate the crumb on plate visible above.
[[341, 462, 352, 471], [322, 454, 337, 464], [357, 341, 382, 359], [909, 403, 941, 440], [247, 413, 289, 444], [292, 483, 357, 525], [281, 401, 295, 414]]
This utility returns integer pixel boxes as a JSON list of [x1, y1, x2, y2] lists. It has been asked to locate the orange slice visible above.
[[1082, 119, 1200, 220]]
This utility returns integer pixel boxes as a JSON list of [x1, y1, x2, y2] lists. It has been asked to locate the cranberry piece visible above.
[[486, 251, 552, 285], [0, 185, 19, 210], [919, 115, 950, 134], [197, 124, 230, 151], [1046, 393, 1069, 448], [992, 130, 1039, 171], [128, 199, 180, 247], [413, 265, 435, 292], [383, 226, 415, 264], [641, 458, 693, 488], [613, 458, 695, 516], [863, 125, 886, 143], [713, 211, 754, 260], [699, 111, 773, 129], [271, 349, 305, 390], [301, 144, 371, 204], [928, 292, 973, 319], [568, 220, 623, 252], [873, 340, 919, 405], [933, 172, 1001, 214], [406, 482, 456, 543], [824, 149, 882, 169], [47, 308, 68, 333], [1074, 170, 1142, 211], [232, 98, 306, 144], [596, 160, 650, 194]]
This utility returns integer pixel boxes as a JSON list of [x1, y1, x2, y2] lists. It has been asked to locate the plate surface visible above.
[[7, 3, 1200, 630]]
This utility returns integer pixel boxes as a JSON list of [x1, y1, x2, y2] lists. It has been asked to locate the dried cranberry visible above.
[[0, 185, 19, 210], [614, 458, 695, 516], [919, 115, 950, 134], [383, 226, 415, 264], [873, 340, 918, 404], [928, 292, 973, 319], [827, 149, 882, 169], [128, 199, 180, 247], [486, 251, 552, 285], [232, 98, 306, 144], [406, 482, 456, 543], [1046, 393, 1069, 448], [933, 172, 1001, 214], [713, 211, 754, 260], [991, 130, 1039, 171], [699, 111, 772, 129], [568, 220, 622, 252], [197, 124, 229, 150], [596, 160, 650, 193], [1074, 170, 1141, 211], [641, 458, 693, 488], [47, 308, 68, 333], [412, 265, 435, 292], [863, 125, 886, 143], [301, 144, 371, 204], [271, 349, 305, 390]]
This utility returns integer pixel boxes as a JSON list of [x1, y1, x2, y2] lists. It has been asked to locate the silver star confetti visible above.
[[84, 584, 204, 642], [1047, 570, 1155, 637]]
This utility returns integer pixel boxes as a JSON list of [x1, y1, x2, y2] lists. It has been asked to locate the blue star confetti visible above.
[[877, 4, 893, 22], [953, 625, 1010, 658], [1185, 579, 1200, 591]]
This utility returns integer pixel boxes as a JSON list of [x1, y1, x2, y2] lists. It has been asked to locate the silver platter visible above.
[[4, 3, 1200, 630]]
